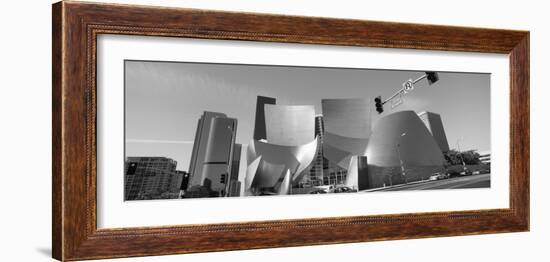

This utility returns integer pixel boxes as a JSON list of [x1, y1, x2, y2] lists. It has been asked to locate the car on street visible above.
[[309, 189, 328, 194], [472, 170, 481, 175], [429, 172, 449, 181], [333, 186, 358, 193], [459, 169, 473, 176], [313, 185, 334, 193], [480, 169, 490, 174]]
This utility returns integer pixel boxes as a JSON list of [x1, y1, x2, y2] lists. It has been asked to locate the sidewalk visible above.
[[360, 178, 436, 192]]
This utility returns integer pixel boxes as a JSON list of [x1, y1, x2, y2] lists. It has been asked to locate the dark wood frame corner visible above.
[[52, 1, 530, 261]]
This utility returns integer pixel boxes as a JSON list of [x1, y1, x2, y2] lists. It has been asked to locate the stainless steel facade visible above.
[[320, 98, 371, 189], [264, 104, 315, 146], [253, 96, 276, 140], [365, 110, 446, 187], [245, 138, 318, 195], [246, 102, 318, 195], [321, 98, 372, 139], [417, 111, 450, 153]]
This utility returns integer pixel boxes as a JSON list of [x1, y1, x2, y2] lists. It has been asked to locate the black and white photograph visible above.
[[3, 0, 543, 261], [124, 60, 491, 201]]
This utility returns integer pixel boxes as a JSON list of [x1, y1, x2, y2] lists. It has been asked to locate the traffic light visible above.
[[126, 162, 137, 175], [374, 96, 384, 114], [426, 72, 439, 85]]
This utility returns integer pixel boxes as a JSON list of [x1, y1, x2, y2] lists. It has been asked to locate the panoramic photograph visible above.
[[123, 60, 491, 201]]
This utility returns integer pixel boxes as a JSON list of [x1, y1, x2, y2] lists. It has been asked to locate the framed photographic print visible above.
[[52, 1, 529, 261]]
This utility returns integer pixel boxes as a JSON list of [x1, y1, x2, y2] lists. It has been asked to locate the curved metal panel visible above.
[[246, 138, 318, 191], [323, 143, 354, 169], [321, 99, 370, 176], [245, 156, 262, 190], [324, 132, 369, 156], [417, 111, 450, 153], [322, 98, 371, 139], [366, 110, 445, 167], [264, 104, 315, 146], [277, 170, 291, 195]]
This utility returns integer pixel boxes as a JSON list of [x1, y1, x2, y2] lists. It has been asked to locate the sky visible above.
[[125, 60, 490, 171]]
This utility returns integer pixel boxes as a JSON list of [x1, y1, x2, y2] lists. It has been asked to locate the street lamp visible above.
[[396, 132, 407, 184], [456, 139, 467, 173]]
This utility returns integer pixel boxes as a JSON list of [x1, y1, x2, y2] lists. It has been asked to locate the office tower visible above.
[[228, 180, 241, 197], [188, 111, 227, 188], [253, 96, 276, 140], [227, 144, 242, 197], [417, 111, 450, 153], [187, 111, 238, 197], [229, 144, 242, 182], [169, 171, 184, 195], [124, 157, 180, 200], [366, 111, 446, 188]]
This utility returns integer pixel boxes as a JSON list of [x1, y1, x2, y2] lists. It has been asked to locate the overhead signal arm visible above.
[[373, 71, 439, 114]]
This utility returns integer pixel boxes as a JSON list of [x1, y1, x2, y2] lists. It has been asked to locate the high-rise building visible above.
[[187, 111, 239, 197], [188, 111, 226, 187], [124, 157, 182, 200], [227, 143, 242, 196], [253, 96, 276, 140], [227, 180, 241, 197], [417, 111, 450, 153]]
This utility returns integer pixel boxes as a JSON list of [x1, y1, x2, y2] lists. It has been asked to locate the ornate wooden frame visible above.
[[52, 1, 530, 261]]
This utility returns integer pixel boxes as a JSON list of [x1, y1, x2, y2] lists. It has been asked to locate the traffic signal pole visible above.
[[383, 73, 428, 105], [374, 72, 439, 114]]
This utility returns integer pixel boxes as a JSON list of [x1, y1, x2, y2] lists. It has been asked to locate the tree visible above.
[[443, 150, 481, 166], [444, 150, 462, 166], [462, 151, 481, 165]]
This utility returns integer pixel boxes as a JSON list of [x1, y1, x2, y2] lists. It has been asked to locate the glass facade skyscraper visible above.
[[124, 157, 183, 200]]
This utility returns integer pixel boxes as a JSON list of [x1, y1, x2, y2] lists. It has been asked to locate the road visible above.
[[366, 173, 491, 192]]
